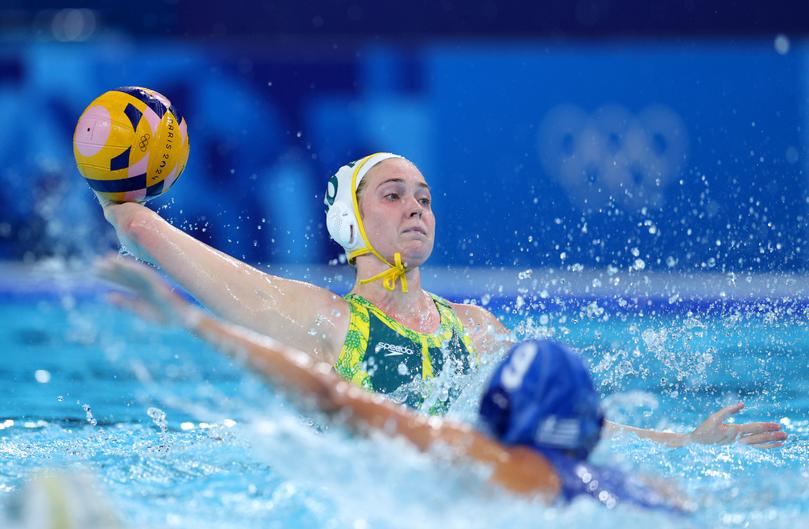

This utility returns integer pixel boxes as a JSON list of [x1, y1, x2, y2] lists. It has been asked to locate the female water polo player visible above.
[[96, 254, 691, 512], [96, 153, 786, 447]]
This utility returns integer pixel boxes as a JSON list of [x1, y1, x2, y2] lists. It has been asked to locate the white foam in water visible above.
[[242, 411, 676, 529]]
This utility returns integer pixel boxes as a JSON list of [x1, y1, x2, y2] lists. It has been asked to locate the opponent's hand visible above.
[[95, 254, 187, 326], [689, 402, 786, 449]]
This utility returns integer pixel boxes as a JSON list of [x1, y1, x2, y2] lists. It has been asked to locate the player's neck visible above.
[[352, 259, 427, 314], [352, 270, 439, 334]]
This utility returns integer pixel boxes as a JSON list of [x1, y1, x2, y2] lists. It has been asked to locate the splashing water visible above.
[[83, 403, 98, 427], [0, 290, 807, 528]]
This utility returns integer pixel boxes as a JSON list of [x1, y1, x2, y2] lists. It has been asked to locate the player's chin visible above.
[[399, 241, 434, 267]]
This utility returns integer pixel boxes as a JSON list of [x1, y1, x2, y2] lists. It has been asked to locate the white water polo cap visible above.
[[324, 152, 410, 291]]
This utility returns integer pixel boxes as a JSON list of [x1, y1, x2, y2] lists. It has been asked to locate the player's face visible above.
[[358, 159, 435, 267]]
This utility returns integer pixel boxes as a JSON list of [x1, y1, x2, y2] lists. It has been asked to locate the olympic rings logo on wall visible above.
[[538, 104, 688, 211]]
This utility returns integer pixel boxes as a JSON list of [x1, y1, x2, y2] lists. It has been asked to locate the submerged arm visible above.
[[100, 202, 348, 362]]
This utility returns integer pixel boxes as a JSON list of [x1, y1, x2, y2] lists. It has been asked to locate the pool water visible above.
[[1, 289, 808, 528]]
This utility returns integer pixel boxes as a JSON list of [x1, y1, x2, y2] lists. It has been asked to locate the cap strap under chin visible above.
[[358, 252, 408, 292], [349, 154, 409, 293]]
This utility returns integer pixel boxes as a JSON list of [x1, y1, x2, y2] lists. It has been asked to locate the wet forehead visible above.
[[364, 158, 429, 189]]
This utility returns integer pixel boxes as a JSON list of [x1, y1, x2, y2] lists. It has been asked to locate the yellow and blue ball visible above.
[[73, 87, 189, 203]]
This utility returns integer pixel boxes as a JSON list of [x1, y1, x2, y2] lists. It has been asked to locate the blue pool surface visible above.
[[0, 265, 808, 529]]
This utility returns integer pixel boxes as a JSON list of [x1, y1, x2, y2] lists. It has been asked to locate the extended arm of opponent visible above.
[[456, 302, 786, 450], [96, 254, 561, 499], [603, 407, 786, 449]]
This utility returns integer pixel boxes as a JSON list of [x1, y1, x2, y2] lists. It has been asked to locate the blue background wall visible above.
[[0, 36, 807, 272]]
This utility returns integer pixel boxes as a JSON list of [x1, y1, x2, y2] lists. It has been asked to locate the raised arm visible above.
[[96, 255, 560, 499], [101, 201, 348, 362]]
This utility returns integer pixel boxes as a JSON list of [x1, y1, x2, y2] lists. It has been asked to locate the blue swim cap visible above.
[[480, 340, 690, 514], [479, 339, 604, 459]]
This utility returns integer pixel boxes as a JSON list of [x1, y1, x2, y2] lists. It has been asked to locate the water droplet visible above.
[[82, 403, 97, 426], [147, 407, 168, 433], [585, 301, 604, 318], [668, 293, 680, 304]]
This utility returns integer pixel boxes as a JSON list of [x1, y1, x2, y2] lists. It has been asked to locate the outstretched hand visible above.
[[689, 402, 786, 449], [95, 254, 189, 326]]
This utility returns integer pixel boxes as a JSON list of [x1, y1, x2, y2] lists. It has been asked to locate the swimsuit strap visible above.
[[427, 292, 478, 362], [333, 294, 372, 389], [334, 292, 479, 389], [344, 293, 451, 343]]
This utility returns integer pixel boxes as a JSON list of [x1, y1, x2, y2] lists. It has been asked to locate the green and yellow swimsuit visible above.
[[334, 293, 478, 412]]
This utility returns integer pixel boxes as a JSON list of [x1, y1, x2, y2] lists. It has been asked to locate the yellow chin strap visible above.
[[356, 251, 408, 292], [347, 153, 409, 293]]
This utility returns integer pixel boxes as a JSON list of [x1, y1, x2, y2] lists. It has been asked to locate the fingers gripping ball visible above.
[[73, 87, 189, 203]]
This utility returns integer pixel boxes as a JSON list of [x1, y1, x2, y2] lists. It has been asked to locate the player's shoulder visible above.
[[447, 300, 501, 327]]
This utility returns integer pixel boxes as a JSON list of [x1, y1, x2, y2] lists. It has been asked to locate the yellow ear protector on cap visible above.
[[324, 152, 409, 292]]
